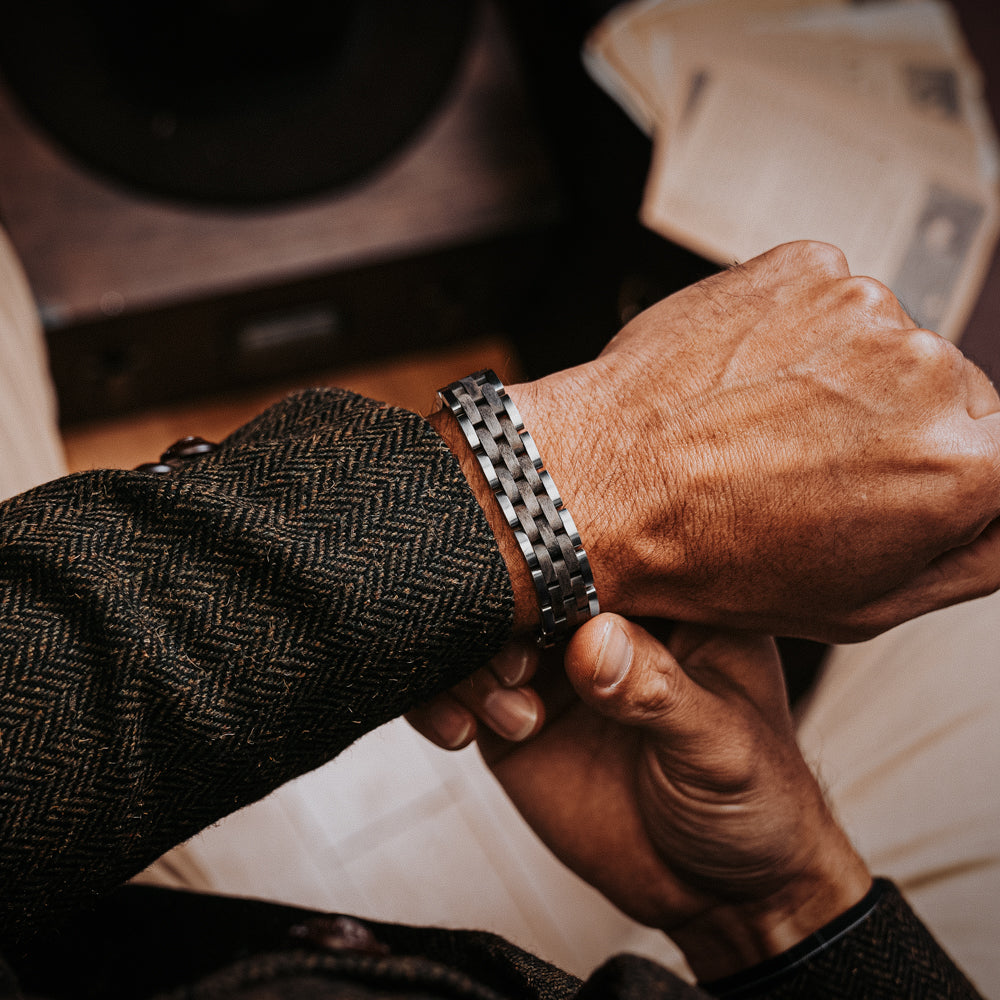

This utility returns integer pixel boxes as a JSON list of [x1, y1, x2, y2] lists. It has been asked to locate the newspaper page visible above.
[[640, 55, 998, 340], [583, 0, 846, 134], [584, 0, 1000, 344], [647, 30, 989, 170]]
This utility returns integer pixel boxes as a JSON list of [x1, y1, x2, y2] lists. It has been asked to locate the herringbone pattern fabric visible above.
[[0, 390, 513, 945]]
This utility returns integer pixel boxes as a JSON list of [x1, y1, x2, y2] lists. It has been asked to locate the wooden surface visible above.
[[62, 336, 521, 473]]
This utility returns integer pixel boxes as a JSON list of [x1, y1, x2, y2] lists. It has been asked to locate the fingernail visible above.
[[482, 688, 539, 741], [429, 702, 474, 750], [594, 619, 633, 689], [491, 643, 534, 687]]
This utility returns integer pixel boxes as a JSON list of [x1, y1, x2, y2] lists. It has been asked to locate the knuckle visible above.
[[840, 274, 902, 319], [967, 359, 1000, 405], [872, 327, 962, 393], [950, 515, 989, 550], [774, 239, 849, 275], [968, 422, 1000, 465], [627, 651, 685, 719], [903, 327, 955, 367], [631, 685, 676, 721]]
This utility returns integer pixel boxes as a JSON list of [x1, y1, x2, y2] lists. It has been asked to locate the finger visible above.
[[904, 327, 1000, 419], [567, 616, 787, 734], [963, 355, 1000, 419], [452, 665, 545, 743], [405, 694, 477, 751], [405, 638, 544, 751], [754, 240, 850, 280], [666, 625, 787, 719], [489, 640, 541, 688], [564, 614, 713, 739], [837, 517, 1000, 642]]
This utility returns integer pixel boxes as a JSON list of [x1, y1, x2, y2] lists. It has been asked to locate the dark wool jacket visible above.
[[0, 390, 982, 999]]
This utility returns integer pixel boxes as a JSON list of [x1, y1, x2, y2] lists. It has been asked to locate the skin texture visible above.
[[512, 240, 1000, 642], [417, 239, 1000, 740], [412, 240, 1000, 973]]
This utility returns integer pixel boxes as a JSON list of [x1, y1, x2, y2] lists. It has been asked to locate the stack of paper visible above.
[[585, 0, 999, 343]]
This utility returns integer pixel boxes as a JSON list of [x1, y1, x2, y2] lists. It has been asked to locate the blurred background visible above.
[[0, 1, 994, 457], [0, 1, 726, 450]]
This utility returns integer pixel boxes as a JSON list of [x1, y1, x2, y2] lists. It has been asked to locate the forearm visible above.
[[0, 389, 514, 943]]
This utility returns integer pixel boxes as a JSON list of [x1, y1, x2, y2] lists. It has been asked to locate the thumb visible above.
[[565, 614, 707, 737]]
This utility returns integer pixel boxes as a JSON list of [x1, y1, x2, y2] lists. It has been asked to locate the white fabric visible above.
[[0, 225, 65, 498], [140, 718, 689, 979], [796, 593, 1000, 997]]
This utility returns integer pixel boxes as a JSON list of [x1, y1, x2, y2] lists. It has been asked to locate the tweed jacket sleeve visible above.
[[0, 389, 514, 943]]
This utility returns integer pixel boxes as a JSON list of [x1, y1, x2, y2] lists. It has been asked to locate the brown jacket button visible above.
[[160, 436, 218, 462], [286, 916, 390, 956]]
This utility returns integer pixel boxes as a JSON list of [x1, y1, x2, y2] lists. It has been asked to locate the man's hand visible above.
[[477, 614, 871, 980], [507, 241, 1000, 641], [405, 643, 544, 750]]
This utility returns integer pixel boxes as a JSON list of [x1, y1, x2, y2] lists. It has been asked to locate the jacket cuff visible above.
[[700, 880, 888, 998]]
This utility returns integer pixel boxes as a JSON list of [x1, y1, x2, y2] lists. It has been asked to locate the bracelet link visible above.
[[439, 370, 599, 647]]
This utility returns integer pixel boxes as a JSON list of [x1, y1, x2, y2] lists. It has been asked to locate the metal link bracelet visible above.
[[438, 370, 599, 647]]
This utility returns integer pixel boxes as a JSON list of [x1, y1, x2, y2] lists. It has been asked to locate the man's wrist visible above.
[[436, 371, 598, 647], [431, 372, 601, 645], [506, 366, 693, 624], [503, 373, 625, 618], [700, 878, 887, 998], [669, 840, 872, 981], [427, 404, 542, 637]]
